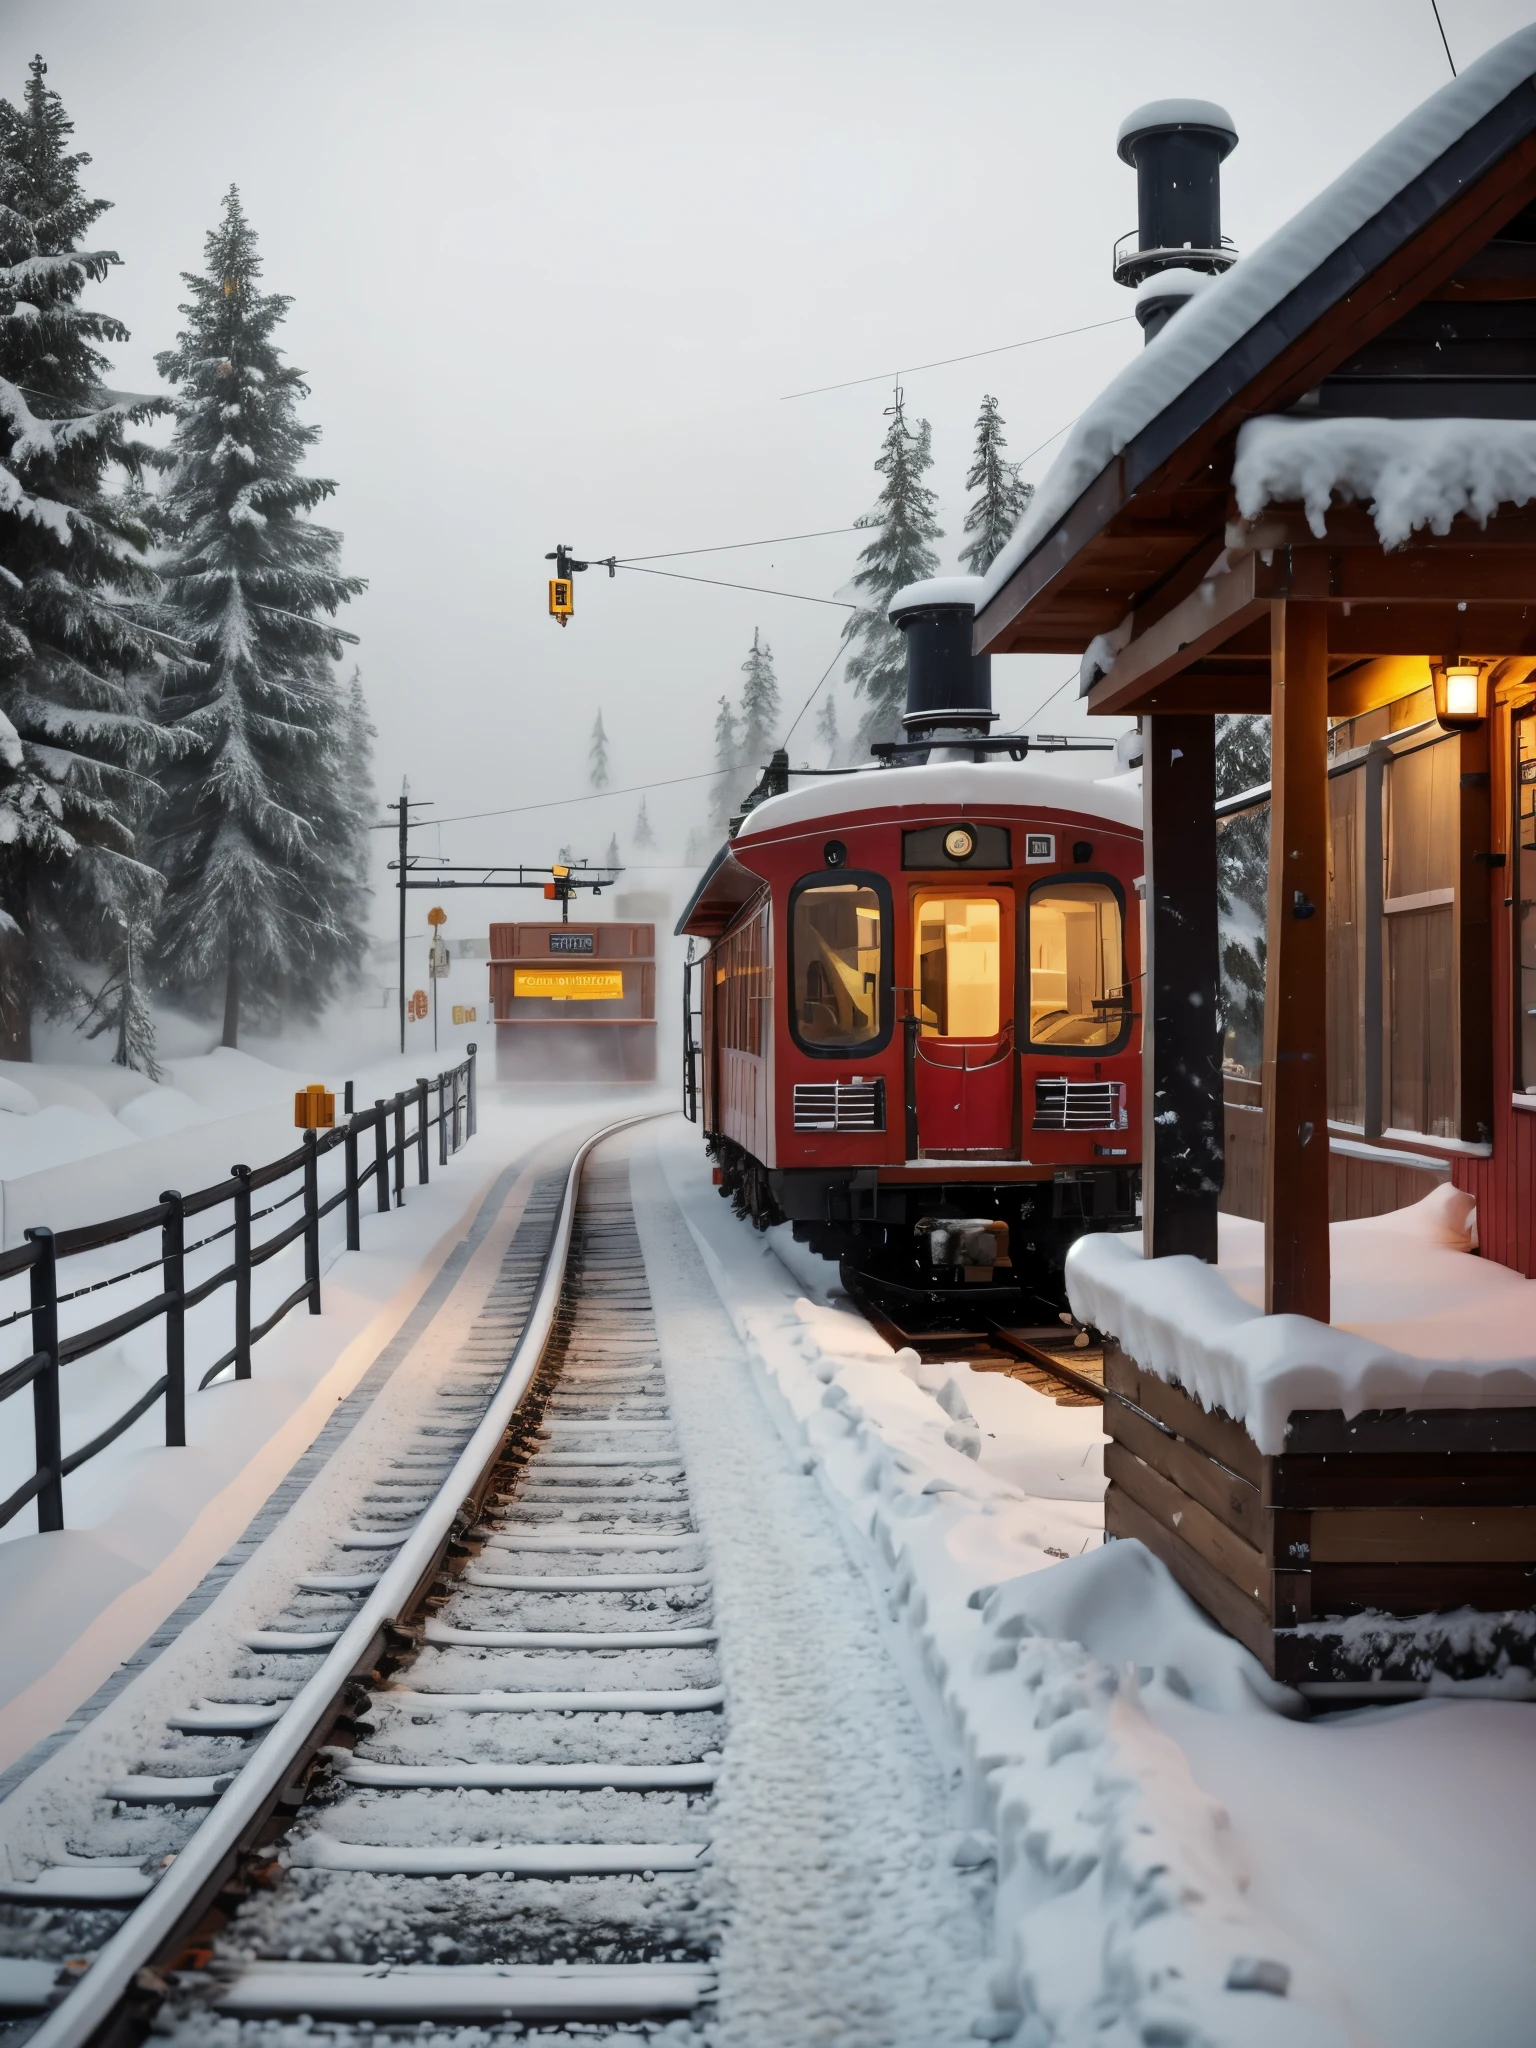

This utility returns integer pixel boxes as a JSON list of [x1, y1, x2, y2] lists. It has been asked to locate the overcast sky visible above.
[[5, 0, 1532, 926]]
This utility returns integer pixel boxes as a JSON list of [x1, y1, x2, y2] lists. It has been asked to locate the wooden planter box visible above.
[[1104, 1341, 1536, 1686]]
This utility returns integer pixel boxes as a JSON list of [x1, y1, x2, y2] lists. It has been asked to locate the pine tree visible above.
[[338, 666, 375, 913], [815, 689, 839, 765], [842, 386, 942, 753], [959, 394, 1033, 575], [1215, 714, 1271, 1075], [736, 628, 780, 773], [589, 709, 610, 791], [708, 692, 741, 836], [633, 794, 655, 849], [148, 188, 366, 1048], [80, 904, 161, 1078], [0, 56, 168, 1060]]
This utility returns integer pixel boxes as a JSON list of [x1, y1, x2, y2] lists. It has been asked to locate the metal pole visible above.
[[398, 785, 409, 1057], [374, 1101, 391, 1215], [416, 1080, 430, 1184], [161, 1192, 185, 1446], [303, 1132, 321, 1313], [26, 1228, 63, 1532], [232, 1165, 253, 1379]]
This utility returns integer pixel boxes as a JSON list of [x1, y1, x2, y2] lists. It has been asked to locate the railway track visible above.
[[839, 1271, 1105, 1409], [0, 1119, 719, 2043]]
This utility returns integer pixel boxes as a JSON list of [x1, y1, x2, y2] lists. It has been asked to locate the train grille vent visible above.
[[793, 1079, 886, 1132], [1033, 1078, 1126, 1131]]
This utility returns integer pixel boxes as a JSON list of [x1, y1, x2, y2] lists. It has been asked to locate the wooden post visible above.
[[344, 1115, 361, 1252], [26, 1228, 63, 1532], [1263, 601, 1331, 1321], [466, 1042, 477, 1138], [438, 1073, 449, 1168], [416, 1079, 430, 1184], [1455, 720, 1495, 1145], [1141, 715, 1224, 1260], [393, 1093, 407, 1205], [161, 1191, 186, 1446], [303, 1131, 321, 1314], [232, 1165, 253, 1379], [374, 1100, 390, 1215]]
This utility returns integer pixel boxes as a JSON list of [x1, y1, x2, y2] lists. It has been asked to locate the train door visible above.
[[911, 888, 1014, 1156]]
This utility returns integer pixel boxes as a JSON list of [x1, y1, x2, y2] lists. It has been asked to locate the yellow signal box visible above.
[[294, 1082, 336, 1129], [549, 577, 574, 624]]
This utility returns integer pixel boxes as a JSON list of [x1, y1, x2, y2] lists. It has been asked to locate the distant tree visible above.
[[1215, 715, 1271, 1075], [708, 692, 741, 836], [80, 904, 161, 1078], [604, 830, 620, 869], [633, 794, 656, 848], [589, 709, 610, 791], [842, 386, 941, 753], [736, 628, 780, 773], [815, 688, 840, 765], [959, 394, 1033, 575], [683, 822, 713, 865], [148, 187, 366, 1048], [0, 55, 168, 1060]]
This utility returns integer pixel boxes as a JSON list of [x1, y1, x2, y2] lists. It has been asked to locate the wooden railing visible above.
[[0, 1047, 477, 1535]]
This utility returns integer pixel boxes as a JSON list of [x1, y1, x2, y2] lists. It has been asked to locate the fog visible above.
[[5, 0, 1529, 934]]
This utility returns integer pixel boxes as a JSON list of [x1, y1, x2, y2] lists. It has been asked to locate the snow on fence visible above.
[[0, 1047, 477, 1537]]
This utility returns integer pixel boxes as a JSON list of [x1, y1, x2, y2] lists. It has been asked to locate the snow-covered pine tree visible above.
[[589, 709, 610, 791], [80, 904, 161, 1078], [633, 794, 655, 849], [842, 386, 942, 753], [708, 692, 741, 836], [148, 187, 366, 1048], [1215, 714, 1271, 1075], [0, 56, 168, 1060], [736, 628, 780, 775], [958, 394, 1033, 575], [814, 688, 839, 765], [604, 831, 620, 869], [338, 666, 375, 913]]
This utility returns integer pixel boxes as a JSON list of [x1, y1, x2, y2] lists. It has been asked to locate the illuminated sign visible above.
[[513, 968, 623, 1001]]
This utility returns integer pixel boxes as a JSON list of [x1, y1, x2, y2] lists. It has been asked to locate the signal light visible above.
[[549, 577, 574, 624]]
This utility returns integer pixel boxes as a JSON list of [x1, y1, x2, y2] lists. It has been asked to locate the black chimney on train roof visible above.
[[1113, 98, 1238, 342], [888, 578, 994, 747]]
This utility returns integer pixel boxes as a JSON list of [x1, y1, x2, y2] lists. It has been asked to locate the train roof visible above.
[[734, 758, 1142, 840], [676, 759, 1141, 937]]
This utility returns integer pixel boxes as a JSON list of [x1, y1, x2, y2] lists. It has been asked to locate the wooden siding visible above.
[[1221, 1084, 1450, 1223]]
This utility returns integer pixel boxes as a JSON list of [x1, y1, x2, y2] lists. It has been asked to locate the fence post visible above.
[[466, 1042, 477, 1138], [344, 1079, 355, 1117], [233, 1165, 253, 1379], [374, 1101, 390, 1215], [452, 1067, 462, 1155], [344, 1113, 361, 1252], [438, 1072, 448, 1169], [416, 1079, 430, 1185], [393, 1093, 406, 1206], [25, 1228, 63, 1533], [303, 1131, 321, 1314], [161, 1191, 186, 1446]]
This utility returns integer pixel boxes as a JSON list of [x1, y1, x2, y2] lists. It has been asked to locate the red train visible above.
[[679, 578, 1144, 1329]]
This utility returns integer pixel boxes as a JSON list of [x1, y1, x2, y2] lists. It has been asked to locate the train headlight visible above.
[[944, 827, 975, 860]]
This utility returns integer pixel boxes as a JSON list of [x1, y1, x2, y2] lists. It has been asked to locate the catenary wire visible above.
[[614, 563, 854, 609], [612, 525, 862, 563], [780, 315, 1135, 400]]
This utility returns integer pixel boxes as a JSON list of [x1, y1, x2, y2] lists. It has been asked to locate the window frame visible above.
[[786, 869, 895, 1060], [1515, 703, 1536, 1100], [1023, 871, 1132, 1058]]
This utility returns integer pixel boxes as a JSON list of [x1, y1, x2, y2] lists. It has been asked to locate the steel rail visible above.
[[28, 1110, 658, 2048]]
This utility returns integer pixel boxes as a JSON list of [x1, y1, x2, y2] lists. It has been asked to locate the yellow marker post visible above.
[[294, 1083, 336, 1129]]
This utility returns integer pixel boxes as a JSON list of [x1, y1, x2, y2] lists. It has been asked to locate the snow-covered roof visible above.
[[1117, 98, 1237, 159], [887, 575, 985, 620], [979, 25, 1536, 615], [734, 758, 1141, 841]]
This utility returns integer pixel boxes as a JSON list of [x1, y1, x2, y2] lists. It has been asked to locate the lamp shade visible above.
[[1433, 660, 1487, 730]]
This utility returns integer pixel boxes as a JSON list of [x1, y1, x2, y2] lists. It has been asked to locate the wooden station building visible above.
[[488, 921, 657, 1083], [975, 41, 1536, 1682]]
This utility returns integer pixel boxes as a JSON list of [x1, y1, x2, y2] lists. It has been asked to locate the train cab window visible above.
[[791, 881, 885, 1050], [914, 896, 1001, 1038], [1027, 879, 1127, 1049]]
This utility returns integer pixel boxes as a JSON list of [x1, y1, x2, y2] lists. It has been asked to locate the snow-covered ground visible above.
[[0, 1082, 664, 1778], [639, 1118, 1536, 2048]]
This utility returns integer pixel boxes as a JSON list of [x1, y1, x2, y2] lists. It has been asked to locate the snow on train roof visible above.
[[977, 23, 1536, 610], [734, 758, 1141, 840]]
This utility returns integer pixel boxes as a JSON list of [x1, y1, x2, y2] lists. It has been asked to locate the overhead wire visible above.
[[780, 315, 1136, 400], [612, 525, 861, 563], [614, 563, 854, 609]]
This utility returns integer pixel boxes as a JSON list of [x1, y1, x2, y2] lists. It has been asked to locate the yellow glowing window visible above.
[[512, 968, 623, 1000], [1027, 880, 1125, 1047], [914, 896, 1001, 1038]]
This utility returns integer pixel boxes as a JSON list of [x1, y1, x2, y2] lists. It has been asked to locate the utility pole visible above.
[[386, 779, 432, 1056]]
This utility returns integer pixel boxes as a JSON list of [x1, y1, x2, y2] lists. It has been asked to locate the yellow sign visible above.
[[452, 1004, 478, 1025], [427, 905, 447, 927], [549, 577, 573, 618], [293, 1083, 335, 1129], [513, 968, 623, 1001]]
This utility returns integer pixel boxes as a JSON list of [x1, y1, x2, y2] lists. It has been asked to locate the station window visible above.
[[1026, 878, 1128, 1049], [914, 896, 1002, 1038], [790, 878, 887, 1053], [1518, 710, 1536, 1096]]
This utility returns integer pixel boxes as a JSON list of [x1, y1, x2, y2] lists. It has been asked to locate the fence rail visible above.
[[0, 1047, 477, 1536]]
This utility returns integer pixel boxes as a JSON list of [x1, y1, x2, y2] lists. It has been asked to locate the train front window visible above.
[[791, 883, 883, 1048], [915, 896, 1001, 1038], [1028, 880, 1127, 1048]]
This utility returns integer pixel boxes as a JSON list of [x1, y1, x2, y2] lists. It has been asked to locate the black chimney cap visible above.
[[1117, 98, 1237, 165], [888, 577, 995, 738]]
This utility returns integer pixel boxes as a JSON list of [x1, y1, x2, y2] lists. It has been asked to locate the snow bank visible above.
[[1233, 415, 1536, 548], [1064, 1188, 1536, 1454], [979, 24, 1536, 609]]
